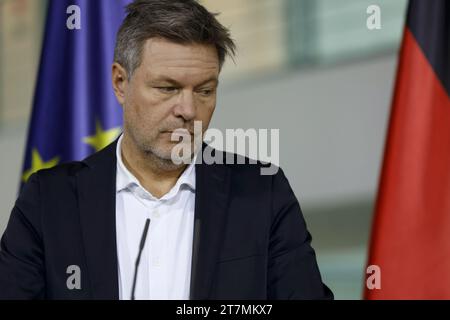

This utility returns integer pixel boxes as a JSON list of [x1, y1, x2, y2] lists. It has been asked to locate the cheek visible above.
[[126, 86, 169, 123], [129, 86, 153, 114], [196, 99, 216, 125]]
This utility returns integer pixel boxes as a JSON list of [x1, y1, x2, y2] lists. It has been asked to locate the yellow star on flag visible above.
[[22, 149, 59, 182], [83, 120, 121, 152]]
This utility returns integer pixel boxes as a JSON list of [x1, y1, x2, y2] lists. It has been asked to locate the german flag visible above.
[[366, 0, 450, 299]]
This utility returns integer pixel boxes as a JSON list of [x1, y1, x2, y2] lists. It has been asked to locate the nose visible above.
[[173, 89, 196, 121]]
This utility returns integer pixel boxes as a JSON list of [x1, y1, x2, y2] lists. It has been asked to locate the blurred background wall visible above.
[[0, 0, 408, 299]]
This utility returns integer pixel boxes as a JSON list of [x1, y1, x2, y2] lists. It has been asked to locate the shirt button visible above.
[[154, 210, 160, 219]]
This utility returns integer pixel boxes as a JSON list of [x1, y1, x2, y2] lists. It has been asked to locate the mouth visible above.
[[161, 130, 195, 144], [162, 129, 194, 135]]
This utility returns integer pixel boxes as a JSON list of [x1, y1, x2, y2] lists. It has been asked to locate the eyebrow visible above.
[[149, 76, 219, 87]]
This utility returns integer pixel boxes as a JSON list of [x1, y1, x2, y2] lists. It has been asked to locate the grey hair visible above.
[[114, 0, 236, 79]]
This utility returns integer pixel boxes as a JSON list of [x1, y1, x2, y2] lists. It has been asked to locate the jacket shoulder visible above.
[[29, 139, 118, 183], [221, 150, 280, 177], [33, 161, 87, 180]]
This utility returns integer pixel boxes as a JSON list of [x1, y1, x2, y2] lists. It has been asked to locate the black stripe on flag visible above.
[[407, 0, 450, 95]]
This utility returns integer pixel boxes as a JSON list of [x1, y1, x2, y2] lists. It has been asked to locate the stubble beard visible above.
[[139, 132, 199, 172], [143, 142, 187, 171]]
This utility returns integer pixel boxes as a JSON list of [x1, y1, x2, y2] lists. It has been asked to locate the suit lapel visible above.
[[190, 148, 231, 299], [77, 141, 119, 299]]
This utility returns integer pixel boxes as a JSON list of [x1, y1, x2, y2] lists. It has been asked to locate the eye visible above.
[[156, 87, 178, 94], [197, 88, 215, 97]]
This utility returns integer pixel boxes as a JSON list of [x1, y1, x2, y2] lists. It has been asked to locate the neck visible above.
[[120, 134, 187, 198]]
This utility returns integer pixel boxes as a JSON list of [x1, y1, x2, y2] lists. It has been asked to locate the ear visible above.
[[112, 62, 128, 106]]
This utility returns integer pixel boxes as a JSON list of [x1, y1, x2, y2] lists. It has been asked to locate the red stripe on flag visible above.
[[365, 28, 450, 299]]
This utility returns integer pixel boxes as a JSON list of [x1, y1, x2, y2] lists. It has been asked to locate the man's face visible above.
[[114, 38, 220, 162]]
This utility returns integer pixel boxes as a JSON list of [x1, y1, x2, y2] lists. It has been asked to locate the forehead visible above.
[[139, 38, 220, 84]]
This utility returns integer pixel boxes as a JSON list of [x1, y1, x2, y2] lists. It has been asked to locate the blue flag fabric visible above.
[[21, 0, 131, 184]]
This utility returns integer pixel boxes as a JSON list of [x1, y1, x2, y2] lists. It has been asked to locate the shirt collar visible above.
[[116, 134, 196, 199]]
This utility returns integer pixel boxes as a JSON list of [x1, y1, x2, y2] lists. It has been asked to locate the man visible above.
[[0, 0, 332, 300]]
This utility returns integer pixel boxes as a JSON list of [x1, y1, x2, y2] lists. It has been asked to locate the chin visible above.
[[147, 139, 194, 160], [150, 147, 174, 161]]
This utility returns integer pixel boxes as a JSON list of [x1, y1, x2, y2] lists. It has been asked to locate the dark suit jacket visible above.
[[0, 141, 332, 300]]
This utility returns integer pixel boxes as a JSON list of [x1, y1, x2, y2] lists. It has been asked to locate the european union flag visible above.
[[21, 0, 131, 184]]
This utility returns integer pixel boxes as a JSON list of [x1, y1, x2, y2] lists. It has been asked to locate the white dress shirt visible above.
[[115, 135, 196, 300]]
